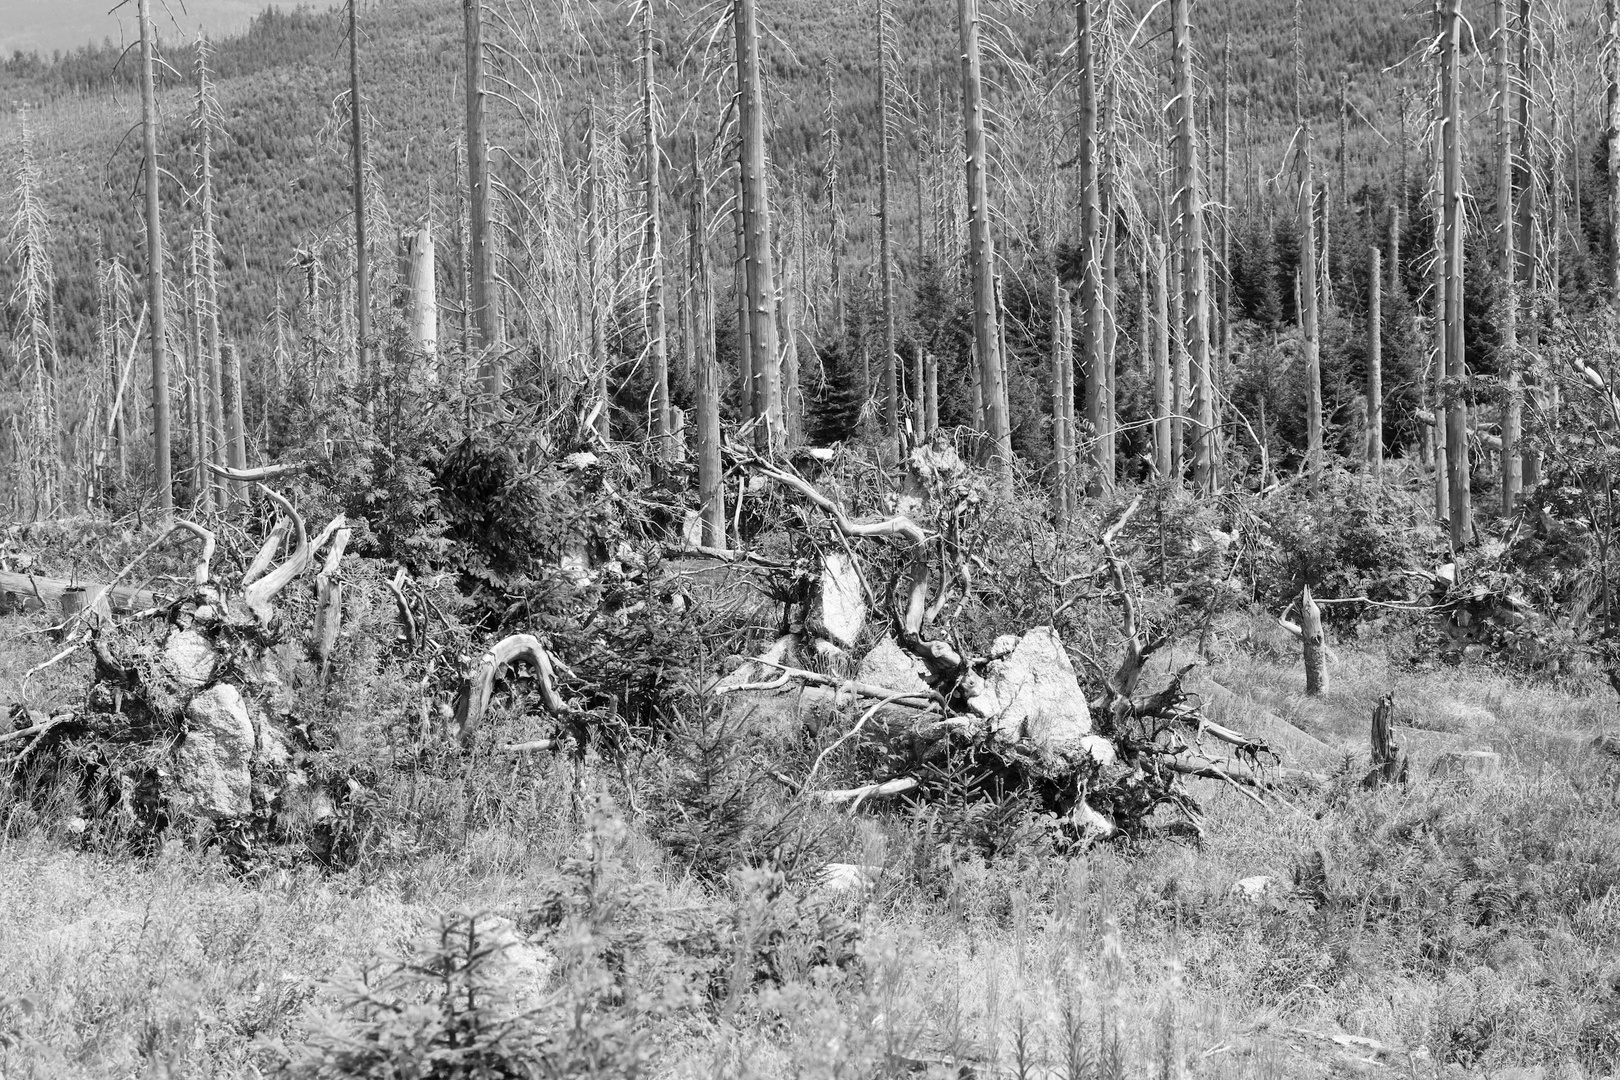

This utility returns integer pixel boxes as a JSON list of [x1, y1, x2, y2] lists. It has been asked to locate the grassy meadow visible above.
[[2, 603, 1618, 1080]]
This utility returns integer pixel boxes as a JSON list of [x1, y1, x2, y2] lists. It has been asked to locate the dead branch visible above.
[[314, 527, 352, 683], [455, 633, 570, 749], [801, 691, 914, 792], [243, 486, 345, 627], [169, 520, 216, 589], [243, 518, 290, 587], [385, 567, 418, 648], [747, 659, 942, 712], [206, 461, 310, 482], [0, 713, 69, 748], [744, 455, 932, 545], [815, 777, 919, 807], [501, 739, 557, 754]]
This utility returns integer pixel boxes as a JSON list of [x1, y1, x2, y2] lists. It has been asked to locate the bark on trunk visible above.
[[959, 0, 1011, 492], [138, 0, 172, 512]]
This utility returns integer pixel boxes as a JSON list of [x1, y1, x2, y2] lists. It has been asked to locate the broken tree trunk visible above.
[[1302, 585, 1328, 696], [1366, 691, 1407, 787]]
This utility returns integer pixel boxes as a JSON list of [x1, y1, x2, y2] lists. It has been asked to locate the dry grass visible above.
[[2, 608, 1618, 1078]]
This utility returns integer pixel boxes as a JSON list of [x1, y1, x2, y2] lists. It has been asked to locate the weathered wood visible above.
[[1302, 585, 1328, 696], [0, 571, 161, 615], [1366, 691, 1407, 786]]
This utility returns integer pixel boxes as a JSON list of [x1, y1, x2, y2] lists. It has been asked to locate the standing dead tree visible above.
[[6, 113, 60, 520], [959, 0, 1012, 493], [735, 0, 782, 450], [138, 0, 173, 512]]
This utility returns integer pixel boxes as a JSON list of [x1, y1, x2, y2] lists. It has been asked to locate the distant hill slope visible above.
[[0, 0, 1564, 370]]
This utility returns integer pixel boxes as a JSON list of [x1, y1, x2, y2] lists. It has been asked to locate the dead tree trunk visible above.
[[138, 0, 172, 513], [1077, 0, 1106, 493], [348, 0, 371, 412], [959, 0, 1012, 492], [641, 8, 671, 456], [1366, 692, 1407, 786], [1442, 0, 1471, 548], [1173, 0, 1214, 494], [1051, 275, 1072, 519], [736, 0, 782, 451], [1294, 0, 1323, 483], [1609, 0, 1620, 306], [1302, 585, 1327, 696], [586, 119, 611, 442], [877, 0, 899, 456], [1368, 245, 1383, 479], [1495, 0, 1521, 512], [1152, 233, 1172, 478], [465, 0, 500, 404]]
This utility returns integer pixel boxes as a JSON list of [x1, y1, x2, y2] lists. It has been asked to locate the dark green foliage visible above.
[[1247, 469, 1440, 614], [645, 699, 829, 886]]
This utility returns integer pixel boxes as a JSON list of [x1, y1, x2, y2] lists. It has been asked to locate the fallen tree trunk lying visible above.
[[0, 571, 162, 616]]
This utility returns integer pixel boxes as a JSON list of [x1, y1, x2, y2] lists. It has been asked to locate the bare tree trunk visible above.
[[1051, 274, 1070, 519], [1609, 0, 1620, 305], [959, 0, 1011, 491], [1302, 585, 1328, 696], [642, 9, 671, 456], [1077, 0, 1106, 492], [1368, 692, 1405, 786], [223, 343, 245, 483], [691, 137, 725, 550], [1219, 34, 1232, 483], [925, 352, 939, 432], [349, 0, 371, 418], [138, 0, 172, 512], [1152, 233, 1172, 479], [1431, 40, 1450, 526], [1295, 0, 1323, 483], [188, 253, 211, 512], [823, 57, 845, 340], [736, 0, 782, 451], [1442, 0, 1471, 548], [1518, 0, 1541, 492], [465, 0, 500, 403], [406, 223, 437, 361], [877, 0, 899, 455], [586, 119, 611, 442], [735, 202, 753, 422], [1173, 0, 1214, 494], [1496, 0, 1521, 512], [911, 342, 924, 443], [1368, 245, 1383, 479]]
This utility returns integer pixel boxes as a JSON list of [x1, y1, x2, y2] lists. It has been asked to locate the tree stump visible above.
[[1365, 691, 1407, 787], [1302, 585, 1328, 696]]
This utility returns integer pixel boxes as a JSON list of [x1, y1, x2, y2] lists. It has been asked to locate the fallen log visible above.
[[815, 777, 918, 806], [0, 571, 163, 616]]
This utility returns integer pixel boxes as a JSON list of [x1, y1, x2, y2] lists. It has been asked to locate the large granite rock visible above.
[[984, 626, 1093, 749], [817, 553, 865, 649], [856, 637, 932, 695], [173, 683, 256, 819]]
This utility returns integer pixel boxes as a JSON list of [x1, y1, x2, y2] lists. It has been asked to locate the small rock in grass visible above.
[[1231, 875, 1276, 902], [816, 862, 881, 896], [1431, 750, 1502, 780]]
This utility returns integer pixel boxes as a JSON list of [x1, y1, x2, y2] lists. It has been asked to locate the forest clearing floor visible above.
[[1, 611, 1618, 1080]]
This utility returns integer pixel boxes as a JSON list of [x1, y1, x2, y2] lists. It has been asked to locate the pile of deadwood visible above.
[[667, 442, 1319, 839], [3, 444, 1318, 850], [1, 472, 363, 851]]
